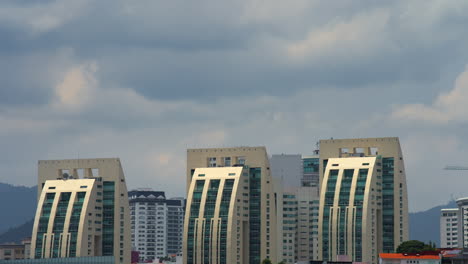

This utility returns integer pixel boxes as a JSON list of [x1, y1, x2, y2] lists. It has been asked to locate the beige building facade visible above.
[[184, 167, 247, 264], [185, 147, 277, 264], [319, 157, 382, 264], [31, 158, 131, 264], [318, 137, 409, 264]]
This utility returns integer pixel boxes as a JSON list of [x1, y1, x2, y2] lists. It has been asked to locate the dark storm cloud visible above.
[[1, 0, 468, 103]]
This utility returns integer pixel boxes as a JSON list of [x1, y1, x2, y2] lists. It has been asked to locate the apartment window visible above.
[[224, 157, 231, 166], [208, 157, 217, 167], [237, 156, 245, 165]]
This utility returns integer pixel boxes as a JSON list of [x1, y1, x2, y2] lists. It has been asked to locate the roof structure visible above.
[[379, 253, 440, 260]]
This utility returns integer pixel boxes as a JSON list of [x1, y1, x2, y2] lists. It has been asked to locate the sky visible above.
[[1, 0, 468, 212]]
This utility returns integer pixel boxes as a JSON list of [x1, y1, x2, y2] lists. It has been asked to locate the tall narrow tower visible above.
[[318, 137, 409, 264], [31, 158, 131, 264], [185, 147, 277, 264]]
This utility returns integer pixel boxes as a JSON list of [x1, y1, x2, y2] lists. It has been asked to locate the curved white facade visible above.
[[32, 158, 131, 264], [318, 137, 409, 264], [319, 157, 381, 264], [186, 147, 277, 264], [184, 167, 247, 264]]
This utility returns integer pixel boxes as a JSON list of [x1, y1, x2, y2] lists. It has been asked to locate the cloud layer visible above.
[[393, 65, 468, 124], [1, 0, 468, 211]]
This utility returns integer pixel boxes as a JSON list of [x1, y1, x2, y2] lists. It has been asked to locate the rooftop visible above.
[[379, 253, 440, 260], [441, 208, 459, 212]]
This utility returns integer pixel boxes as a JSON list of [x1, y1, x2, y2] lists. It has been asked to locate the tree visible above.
[[261, 259, 272, 264], [277, 261, 286, 264], [396, 240, 436, 254]]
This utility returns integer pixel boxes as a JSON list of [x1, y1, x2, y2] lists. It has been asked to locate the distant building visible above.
[[184, 147, 278, 264], [301, 155, 319, 188], [0, 238, 30, 261], [31, 158, 131, 264], [280, 191, 298, 264], [456, 198, 468, 248], [318, 137, 409, 264], [441, 248, 468, 264], [128, 189, 184, 262], [440, 208, 459, 248], [295, 187, 320, 263], [0, 245, 25, 260], [272, 154, 320, 264], [379, 253, 441, 264], [270, 154, 320, 189], [271, 154, 302, 190]]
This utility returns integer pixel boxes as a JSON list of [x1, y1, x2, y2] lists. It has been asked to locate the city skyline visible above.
[[2, 0, 468, 214], [2, 141, 468, 213]]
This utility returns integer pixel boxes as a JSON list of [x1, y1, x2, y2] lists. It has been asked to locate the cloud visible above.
[[2, 0, 468, 211], [53, 61, 98, 111], [392, 65, 468, 124], [287, 9, 391, 62]]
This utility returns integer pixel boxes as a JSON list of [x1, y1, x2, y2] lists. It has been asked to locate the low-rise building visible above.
[[379, 253, 441, 264], [0, 238, 31, 260], [0, 244, 26, 260]]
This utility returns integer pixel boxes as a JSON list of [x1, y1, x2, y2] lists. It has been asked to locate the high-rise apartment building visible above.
[[295, 187, 320, 262], [280, 191, 298, 264], [31, 159, 131, 264], [271, 154, 302, 190], [318, 137, 409, 264], [301, 155, 319, 188], [270, 154, 320, 189], [271, 154, 320, 264], [275, 188, 320, 264], [128, 189, 184, 262], [184, 147, 277, 264], [440, 208, 459, 248], [457, 198, 468, 248]]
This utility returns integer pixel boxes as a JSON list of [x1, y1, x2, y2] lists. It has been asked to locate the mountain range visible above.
[[0, 183, 36, 236], [409, 199, 457, 246]]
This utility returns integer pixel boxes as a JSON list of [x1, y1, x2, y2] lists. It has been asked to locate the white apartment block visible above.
[[440, 208, 459, 248], [457, 198, 468, 248], [129, 190, 184, 262]]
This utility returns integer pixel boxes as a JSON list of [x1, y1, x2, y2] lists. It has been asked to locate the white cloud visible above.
[[392, 65, 468, 124], [53, 61, 98, 111], [287, 9, 391, 62]]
